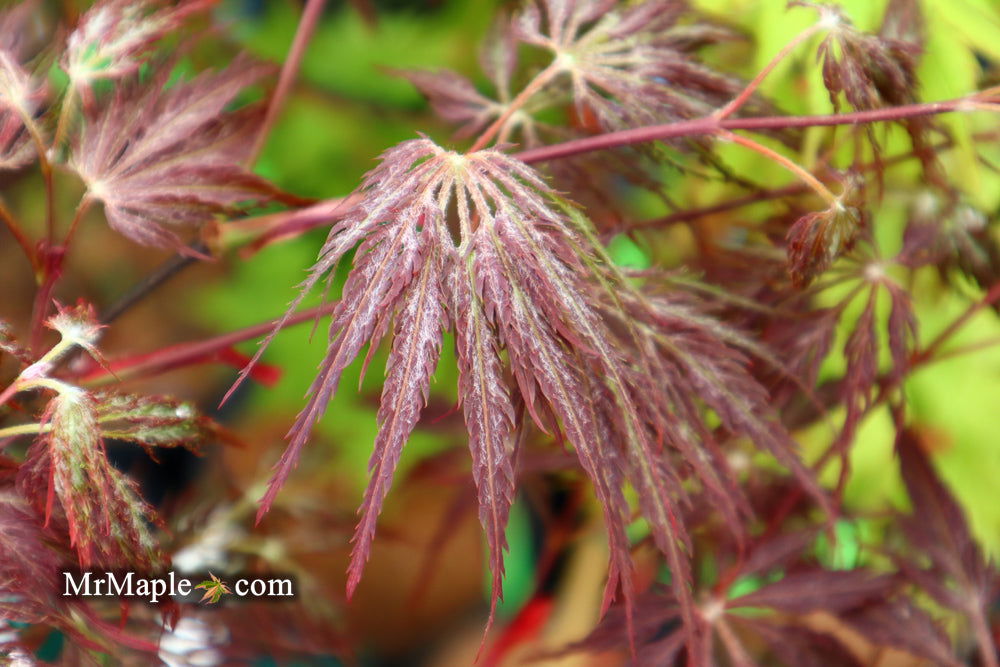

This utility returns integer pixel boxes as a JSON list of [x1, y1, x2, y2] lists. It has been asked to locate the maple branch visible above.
[[924, 336, 1000, 364], [469, 58, 564, 152], [515, 96, 994, 164], [616, 136, 958, 237], [99, 242, 206, 325], [613, 183, 807, 237], [719, 130, 839, 207], [63, 196, 92, 257], [80, 300, 339, 385], [214, 195, 355, 256], [248, 0, 328, 166]]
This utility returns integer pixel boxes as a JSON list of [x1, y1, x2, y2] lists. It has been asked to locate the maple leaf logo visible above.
[[194, 573, 232, 605]]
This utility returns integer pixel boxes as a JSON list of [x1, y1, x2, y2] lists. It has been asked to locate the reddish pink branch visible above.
[[79, 301, 339, 385], [248, 0, 328, 165], [515, 98, 974, 164]]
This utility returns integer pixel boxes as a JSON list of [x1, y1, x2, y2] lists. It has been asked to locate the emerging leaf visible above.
[[0, 49, 45, 170], [17, 390, 163, 571], [786, 203, 861, 287]]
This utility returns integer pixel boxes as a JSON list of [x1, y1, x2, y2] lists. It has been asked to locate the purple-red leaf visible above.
[[729, 570, 895, 615], [71, 56, 277, 250], [452, 258, 517, 625], [0, 480, 65, 624], [842, 597, 960, 667], [244, 137, 827, 657], [896, 428, 996, 615]]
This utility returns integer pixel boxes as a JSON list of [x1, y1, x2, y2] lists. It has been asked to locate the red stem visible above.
[[79, 301, 339, 385], [715, 23, 822, 120], [248, 0, 328, 166], [27, 243, 66, 353], [515, 98, 976, 164]]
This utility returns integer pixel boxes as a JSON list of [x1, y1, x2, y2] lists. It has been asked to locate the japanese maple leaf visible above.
[[63, 0, 217, 107], [9, 304, 209, 572], [70, 56, 280, 250], [233, 137, 828, 651], [513, 0, 750, 133]]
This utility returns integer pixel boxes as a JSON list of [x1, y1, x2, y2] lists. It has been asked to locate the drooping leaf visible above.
[[840, 288, 879, 444], [0, 480, 65, 624], [242, 136, 826, 658], [0, 49, 45, 170], [347, 241, 447, 596], [452, 256, 518, 624]]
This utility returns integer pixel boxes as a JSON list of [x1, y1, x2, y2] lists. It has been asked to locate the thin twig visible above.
[[715, 23, 822, 120], [470, 59, 564, 152], [912, 279, 1000, 366], [720, 130, 840, 206], [247, 0, 328, 166], [0, 196, 37, 272], [515, 97, 982, 164], [99, 241, 207, 325], [81, 300, 340, 385]]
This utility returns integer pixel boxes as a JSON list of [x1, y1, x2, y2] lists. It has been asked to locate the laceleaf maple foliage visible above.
[[1, 0, 1000, 664], [239, 136, 830, 643]]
